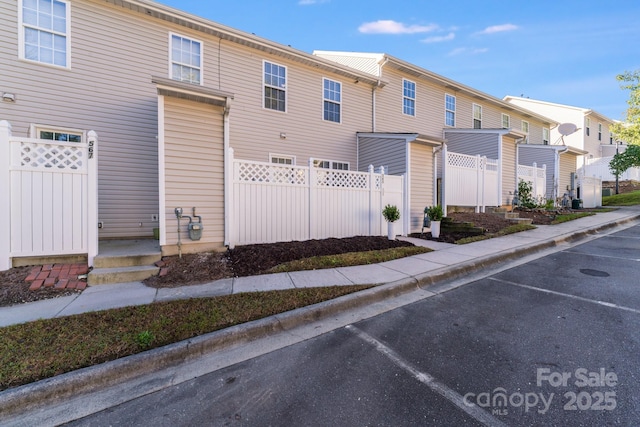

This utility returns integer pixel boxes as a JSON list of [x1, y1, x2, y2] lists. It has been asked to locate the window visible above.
[[586, 118, 590, 136], [403, 79, 416, 116], [264, 61, 286, 112], [313, 159, 349, 170], [323, 78, 341, 123], [473, 104, 482, 129], [31, 124, 83, 142], [270, 155, 295, 165], [170, 34, 202, 84], [445, 94, 456, 126], [543, 128, 550, 145], [521, 120, 529, 133], [502, 114, 510, 129], [598, 123, 602, 141], [20, 0, 69, 67], [610, 135, 614, 145]]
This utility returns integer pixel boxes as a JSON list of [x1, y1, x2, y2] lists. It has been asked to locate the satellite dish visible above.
[[558, 123, 578, 136]]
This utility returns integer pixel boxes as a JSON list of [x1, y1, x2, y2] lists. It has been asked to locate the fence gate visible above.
[[518, 163, 546, 199], [0, 120, 98, 270], [443, 147, 500, 213]]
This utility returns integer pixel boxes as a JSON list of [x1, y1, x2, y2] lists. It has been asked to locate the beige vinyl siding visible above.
[[218, 41, 373, 168], [374, 68, 444, 136], [502, 138, 517, 203], [162, 97, 225, 254], [559, 154, 576, 198], [409, 144, 434, 233]]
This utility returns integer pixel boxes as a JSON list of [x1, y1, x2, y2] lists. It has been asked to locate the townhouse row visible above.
[[0, 0, 614, 264]]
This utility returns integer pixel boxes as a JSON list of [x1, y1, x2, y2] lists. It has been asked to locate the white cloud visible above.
[[447, 47, 489, 56], [477, 24, 519, 35], [421, 32, 455, 44], [358, 20, 438, 34]]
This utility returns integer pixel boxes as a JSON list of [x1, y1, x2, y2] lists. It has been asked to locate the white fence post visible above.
[[308, 158, 316, 240], [532, 162, 538, 200], [368, 164, 374, 236], [0, 121, 11, 271], [87, 131, 98, 267], [441, 145, 447, 217]]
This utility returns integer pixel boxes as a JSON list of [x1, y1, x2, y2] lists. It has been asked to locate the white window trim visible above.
[[263, 60, 287, 113], [402, 78, 416, 117], [445, 93, 456, 127], [269, 154, 296, 165], [472, 103, 482, 128], [502, 113, 510, 129], [598, 123, 603, 141], [18, 0, 71, 69], [322, 77, 342, 124], [521, 120, 530, 133], [169, 32, 203, 85], [543, 127, 550, 145], [29, 123, 85, 142], [585, 118, 591, 136]]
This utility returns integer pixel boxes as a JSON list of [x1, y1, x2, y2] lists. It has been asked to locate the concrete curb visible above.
[[1, 212, 639, 424]]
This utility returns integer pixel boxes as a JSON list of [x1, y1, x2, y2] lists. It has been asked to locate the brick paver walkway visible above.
[[25, 264, 89, 291]]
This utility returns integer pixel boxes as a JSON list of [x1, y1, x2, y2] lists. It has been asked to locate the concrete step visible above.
[[487, 207, 509, 214], [88, 265, 160, 286], [502, 212, 520, 219], [93, 252, 161, 269], [508, 217, 533, 225]]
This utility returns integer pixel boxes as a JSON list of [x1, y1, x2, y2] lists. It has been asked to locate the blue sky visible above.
[[156, 0, 640, 120]]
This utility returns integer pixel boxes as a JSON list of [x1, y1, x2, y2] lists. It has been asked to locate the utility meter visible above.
[[188, 222, 203, 241]]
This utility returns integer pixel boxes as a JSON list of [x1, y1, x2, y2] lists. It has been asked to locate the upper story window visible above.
[[502, 114, 510, 129], [20, 0, 70, 67], [170, 34, 202, 84], [598, 123, 602, 141], [521, 120, 530, 133], [585, 118, 591, 136], [543, 128, 550, 145], [445, 94, 456, 127], [473, 104, 482, 129], [403, 79, 416, 116], [323, 78, 341, 123], [264, 61, 286, 112]]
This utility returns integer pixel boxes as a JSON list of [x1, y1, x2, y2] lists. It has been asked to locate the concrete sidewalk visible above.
[[1, 207, 640, 427], [2, 207, 639, 328]]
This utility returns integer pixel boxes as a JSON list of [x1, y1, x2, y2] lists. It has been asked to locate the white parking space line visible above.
[[561, 250, 640, 262], [489, 277, 640, 315], [345, 325, 508, 427]]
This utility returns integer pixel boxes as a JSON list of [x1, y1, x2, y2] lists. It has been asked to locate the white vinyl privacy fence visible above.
[[579, 176, 602, 208], [0, 120, 98, 271], [228, 148, 405, 246], [579, 156, 640, 181], [442, 147, 499, 214], [518, 163, 546, 199]]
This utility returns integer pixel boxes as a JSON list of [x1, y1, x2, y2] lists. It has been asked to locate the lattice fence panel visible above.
[[19, 142, 85, 170], [447, 152, 478, 169], [236, 162, 307, 185], [316, 170, 369, 188]]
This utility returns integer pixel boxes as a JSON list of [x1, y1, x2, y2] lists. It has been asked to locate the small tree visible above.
[[517, 180, 537, 209], [610, 70, 640, 146]]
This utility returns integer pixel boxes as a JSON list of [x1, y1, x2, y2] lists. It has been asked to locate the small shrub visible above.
[[517, 180, 537, 209], [382, 204, 400, 222], [426, 205, 444, 221], [136, 330, 155, 349]]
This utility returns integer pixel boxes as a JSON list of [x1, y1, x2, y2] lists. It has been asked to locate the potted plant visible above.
[[426, 205, 443, 238], [382, 204, 400, 240]]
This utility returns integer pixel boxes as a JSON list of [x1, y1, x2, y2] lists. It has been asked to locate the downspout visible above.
[[372, 56, 389, 133], [223, 97, 232, 248]]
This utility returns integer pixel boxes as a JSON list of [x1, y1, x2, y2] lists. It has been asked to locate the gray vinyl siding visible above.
[[162, 97, 225, 253], [444, 132, 500, 159], [518, 146, 556, 199], [1, 0, 166, 239], [1, 0, 375, 239], [409, 144, 433, 233], [357, 137, 407, 175]]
